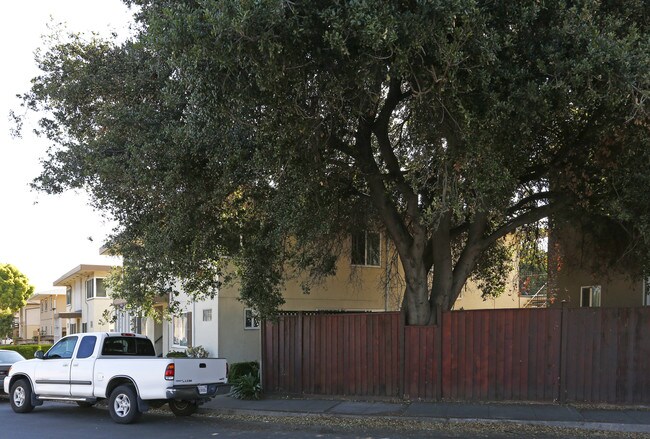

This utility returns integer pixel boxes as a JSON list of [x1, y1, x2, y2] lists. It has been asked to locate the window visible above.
[[69, 323, 77, 334], [77, 336, 97, 359], [203, 309, 212, 322], [66, 286, 72, 306], [244, 309, 260, 330], [580, 285, 601, 307], [172, 312, 192, 347], [45, 336, 78, 359], [86, 278, 107, 299], [86, 279, 94, 299], [101, 336, 155, 356], [96, 278, 107, 297], [351, 231, 380, 266], [81, 322, 88, 333]]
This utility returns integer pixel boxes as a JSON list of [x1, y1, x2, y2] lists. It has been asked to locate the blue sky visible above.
[[0, 1, 134, 292]]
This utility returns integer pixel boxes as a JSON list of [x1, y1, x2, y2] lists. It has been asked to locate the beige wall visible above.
[[37, 294, 67, 341], [20, 304, 40, 341], [549, 219, 645, 308], [452, 281, 529, 310]]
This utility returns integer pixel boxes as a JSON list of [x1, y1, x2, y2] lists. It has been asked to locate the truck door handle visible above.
[[199, 363, 206, 368]]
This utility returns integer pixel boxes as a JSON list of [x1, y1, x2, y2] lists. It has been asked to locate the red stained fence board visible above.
[[261, 307, 650, 404]]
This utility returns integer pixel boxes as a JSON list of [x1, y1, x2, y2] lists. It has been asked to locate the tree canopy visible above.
[[17, 0, 649, 324], [0, 264, 35, 320]]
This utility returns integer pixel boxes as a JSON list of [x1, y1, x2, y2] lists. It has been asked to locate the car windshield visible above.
[[0, 350, 25, 363]]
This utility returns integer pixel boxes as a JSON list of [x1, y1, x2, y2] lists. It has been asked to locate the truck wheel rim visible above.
[[114, 394, 131, 417], [13, 387, 25, 407]]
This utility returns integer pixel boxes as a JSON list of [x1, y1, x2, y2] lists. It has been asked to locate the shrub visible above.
[[1, 344, 52, 359], [186, 345, 209, 358], [229, 373, 262, 400], [228, 361, 259, 382], [166, 350, 188, 358]]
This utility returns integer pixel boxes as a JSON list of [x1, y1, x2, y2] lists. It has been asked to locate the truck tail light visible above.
[[165, 363, 175, 381]]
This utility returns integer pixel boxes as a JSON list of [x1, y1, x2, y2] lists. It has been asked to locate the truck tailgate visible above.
[[173, 358, 227, 385]]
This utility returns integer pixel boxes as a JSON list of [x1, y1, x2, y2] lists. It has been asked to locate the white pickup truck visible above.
[[3, 332, 228, 423]]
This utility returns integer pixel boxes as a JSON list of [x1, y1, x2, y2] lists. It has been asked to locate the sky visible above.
[[0, 1, 135, 293]]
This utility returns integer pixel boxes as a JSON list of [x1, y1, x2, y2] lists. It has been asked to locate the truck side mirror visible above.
[[34, 350, 44, 359]]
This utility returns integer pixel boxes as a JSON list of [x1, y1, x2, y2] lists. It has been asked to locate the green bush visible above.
[[1, 344, 52, 359], [166, 350, 188, 358], [228, 361, 259, 382], [229, 373, 262, 400], [186, 345, 210, 358]]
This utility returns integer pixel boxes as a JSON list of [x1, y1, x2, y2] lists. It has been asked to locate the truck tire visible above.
[[169, 400, 198, 416], [108, 385, 141, 424], [10, 379, 35, 413]]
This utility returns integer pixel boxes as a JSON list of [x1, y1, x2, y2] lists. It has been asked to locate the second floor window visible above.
[[86, 278, 107, 299], [66, 286, 72, 306], [351, 231, 381, 266]]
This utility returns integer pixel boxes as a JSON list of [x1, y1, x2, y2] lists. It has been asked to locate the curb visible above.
[[198, 406, 650, 434]]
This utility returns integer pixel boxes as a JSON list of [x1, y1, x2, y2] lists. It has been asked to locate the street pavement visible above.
[[201, 394, 650, 434]]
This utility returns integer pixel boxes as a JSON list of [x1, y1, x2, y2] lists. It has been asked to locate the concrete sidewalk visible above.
[[200, 394, 650, 434]]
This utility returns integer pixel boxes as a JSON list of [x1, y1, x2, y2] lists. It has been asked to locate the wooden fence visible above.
[[261, 307, 650, 404]]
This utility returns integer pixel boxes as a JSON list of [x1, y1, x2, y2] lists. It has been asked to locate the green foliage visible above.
[[229, 373, 262, 400], [186, 345, 209, 358], [0, 264, 35, 314], [228, 361, 260, 383], [2, 344, 53, 359], [16, 1, 650, 324], [0, 313, 14, 339], [166, 350, 188, 358]]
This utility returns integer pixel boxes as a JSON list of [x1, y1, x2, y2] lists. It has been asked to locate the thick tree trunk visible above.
[[402, 256, 431, 325]]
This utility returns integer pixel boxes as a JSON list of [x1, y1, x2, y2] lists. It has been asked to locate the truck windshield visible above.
[[101, 337, 156, 356]]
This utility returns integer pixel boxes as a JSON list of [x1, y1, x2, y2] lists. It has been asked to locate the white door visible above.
[[33, 336, 78, 396], [70, 335, 98, 397]]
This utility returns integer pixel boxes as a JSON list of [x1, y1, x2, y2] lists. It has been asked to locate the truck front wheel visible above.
[[10, 379, 35, 413], [169, 400, 198, 416], [108, 385, 141, 424]]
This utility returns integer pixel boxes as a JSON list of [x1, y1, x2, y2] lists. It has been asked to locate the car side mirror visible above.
[[34, 350, 44, 359]]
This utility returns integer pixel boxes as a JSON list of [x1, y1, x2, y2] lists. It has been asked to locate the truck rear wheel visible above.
[[169, 400, 198, 416], [108, 385, 141, 424], [10, 379, 35, 413]]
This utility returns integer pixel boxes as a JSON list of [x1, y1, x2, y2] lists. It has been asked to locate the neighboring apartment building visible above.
[[548, 218, 647, 308], [53, 264, 114, 336], [123, 231, 529, 364], [17, 298, 40, 343], [29, 288, 67, 343]]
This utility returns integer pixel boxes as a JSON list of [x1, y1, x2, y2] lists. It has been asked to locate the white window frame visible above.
[[172, 312, 192, 348], [244, 308, 260, 330], [580, 285, 601, 307], [86, 278, 107, 299], [351, 231, 381, 267]]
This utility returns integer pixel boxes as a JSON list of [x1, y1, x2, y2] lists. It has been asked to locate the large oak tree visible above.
[[18, 1, 649, 324]]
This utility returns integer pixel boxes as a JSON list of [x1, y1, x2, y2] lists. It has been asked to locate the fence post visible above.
[[436, 308, 443, 401], [399, 311, 405, 398], [559, 301, 569, 404]]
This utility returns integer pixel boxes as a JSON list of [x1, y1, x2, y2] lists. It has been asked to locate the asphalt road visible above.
[[0, 398, 645, 439]]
